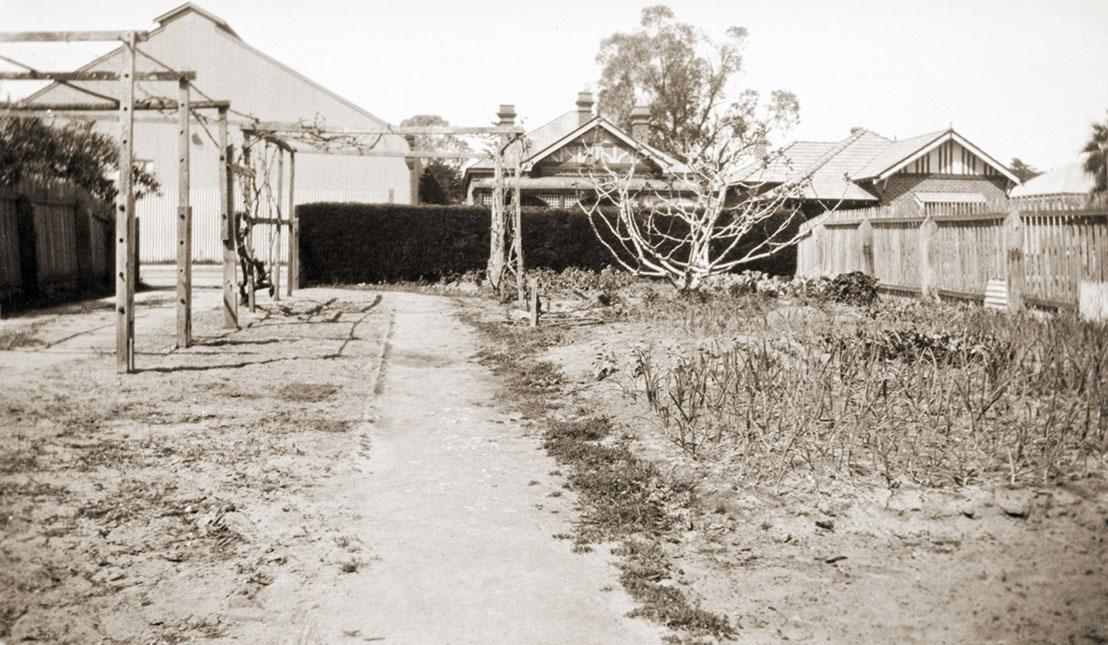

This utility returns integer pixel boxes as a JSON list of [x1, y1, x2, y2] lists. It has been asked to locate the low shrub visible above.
[[827, 271, 878, 306]]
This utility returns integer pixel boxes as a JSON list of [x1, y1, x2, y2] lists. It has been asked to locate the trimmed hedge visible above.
[[296, 202, 796, 285]]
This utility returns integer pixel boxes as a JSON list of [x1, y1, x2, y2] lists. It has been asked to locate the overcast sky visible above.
[[2, 0, 1106, 170]]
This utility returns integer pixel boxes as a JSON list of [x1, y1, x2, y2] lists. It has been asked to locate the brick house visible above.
[[733, 127, 1020, 217], [462, 91, 688, 208]]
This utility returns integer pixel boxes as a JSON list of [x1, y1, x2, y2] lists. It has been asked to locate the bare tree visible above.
[[578, 106, 819, 291]]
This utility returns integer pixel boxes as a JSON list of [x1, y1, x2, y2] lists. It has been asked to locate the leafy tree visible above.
[[595, 4, 798, 158], [0, 115, 159, 202], [1082, 112, 1108, 194], [1009, 157, 1042, 183], [418, 161, 464, 204], [400, 114, 471, 204]]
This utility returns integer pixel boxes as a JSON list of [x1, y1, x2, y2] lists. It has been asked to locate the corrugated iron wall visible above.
[[136, 188, 393, 263]]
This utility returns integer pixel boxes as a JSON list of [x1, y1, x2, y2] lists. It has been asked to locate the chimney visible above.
[[576, 91, 594, 125], [497, 104, 517, 127], [630, 104, 651, 143]]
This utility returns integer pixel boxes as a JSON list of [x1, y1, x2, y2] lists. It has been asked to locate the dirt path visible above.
[[267, 292, 661, 644], [1, 287, 660, 643]]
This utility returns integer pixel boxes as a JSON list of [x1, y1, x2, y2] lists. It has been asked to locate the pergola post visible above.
[[175, 77, 191, 348], [287, 151, 297, 296], [486, 104, 516, 294], [405, 135, 421, 206], [512, 152, 525, 303], [274, 149, 284, 301], [219, 108, 237, 329], [115, 31, 137, 373]]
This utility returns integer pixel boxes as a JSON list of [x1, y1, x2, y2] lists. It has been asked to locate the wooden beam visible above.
[[273, 150, 283, 301], [0, 70, 195, 81], [405, 135, 421, 205], [287, 151, 298, 296], [295, 149, 491, 160], [175, 79, 191, 349], [115, 32, 137, 374], [219, 109, 237, 329], [0, 31, 150, 42], [0, 99, 231, 112], [244, 122, 522, 136]]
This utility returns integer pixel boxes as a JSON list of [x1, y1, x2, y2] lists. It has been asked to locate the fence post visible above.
[[812, 224, 826, 277], [859, 217, 874, 277], [918, 213, 937, 300], [1004, 208, 1024, 313]]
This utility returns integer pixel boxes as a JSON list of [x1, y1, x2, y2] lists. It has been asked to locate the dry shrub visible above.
[[635, 303, 1108, 488]]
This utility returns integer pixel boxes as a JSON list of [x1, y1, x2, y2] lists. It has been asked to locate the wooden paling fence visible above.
[[0, 179, 117, 310], [796, 194, 1108, 310]]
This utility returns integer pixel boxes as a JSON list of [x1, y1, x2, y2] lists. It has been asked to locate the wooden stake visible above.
[[288, 151, 297, 296], [529, 277, 539, 327], [219, 108, 237, 329], [115, 31, 136, 373], [175, 78, 191, 348]]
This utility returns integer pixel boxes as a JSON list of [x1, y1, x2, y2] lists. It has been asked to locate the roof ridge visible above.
[[797, 128, 869, 178]]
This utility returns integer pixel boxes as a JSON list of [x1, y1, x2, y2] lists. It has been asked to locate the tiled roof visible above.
[[798, 129, 889, 201], [468, 110, 583, 172], [848, 130, 946, 180], [1010, 162, 1096, 197], [733, 129, 890, 202]]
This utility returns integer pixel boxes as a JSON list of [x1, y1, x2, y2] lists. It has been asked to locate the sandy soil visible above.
[[528, 311, 1108, 644], [0, 286, 659, 644]]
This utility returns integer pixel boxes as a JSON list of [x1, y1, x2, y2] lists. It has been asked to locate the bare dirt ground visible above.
[[493, 300, 1108, 644], [0, 281, 659, 643]]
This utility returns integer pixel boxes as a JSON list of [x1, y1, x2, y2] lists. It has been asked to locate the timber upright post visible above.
[[175, 77, 192, 348], [405, 135, 421, 206], [486, 104, 515, 295], [918, 213, 938, 301], [287, 151, 297, 296], [1004, 207, 1025, 313], [218, 107, 237, 328], [858, 216, 874, 277], [115, 31, 137, 373], [512, 152, 525, 303], [273, 149, 283, 301]]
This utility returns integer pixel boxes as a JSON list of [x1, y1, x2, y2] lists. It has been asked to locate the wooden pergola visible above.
[[0, 29, 235, 372], [239, 105, 530, 305], [3, 31, 534, 371]]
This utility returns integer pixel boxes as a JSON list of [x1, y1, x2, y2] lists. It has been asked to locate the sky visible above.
[[2, 0, 1106, 170]]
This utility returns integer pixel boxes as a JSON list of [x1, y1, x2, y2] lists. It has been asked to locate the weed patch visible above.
[[463, 310, 733, 641]]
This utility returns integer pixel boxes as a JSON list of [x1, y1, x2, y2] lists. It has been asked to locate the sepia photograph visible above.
[[1, 0, 1106, 642]]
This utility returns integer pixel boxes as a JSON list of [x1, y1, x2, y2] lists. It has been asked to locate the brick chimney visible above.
[[630, 104, 651, 143], [576, 91, 594, 126], [497, 104, 517, 127]]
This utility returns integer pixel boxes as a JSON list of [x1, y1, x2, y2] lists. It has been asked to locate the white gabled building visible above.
[[23, 2, 412, 263]]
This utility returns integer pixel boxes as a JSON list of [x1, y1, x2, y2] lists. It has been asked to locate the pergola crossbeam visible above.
[[0, 99, 230, 112], [295, 149, 491, 160], [0, 70, 196, 81], [245, 122, 522, 136]]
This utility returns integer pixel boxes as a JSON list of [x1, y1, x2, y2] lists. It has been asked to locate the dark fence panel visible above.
[[0, 180, 114, 312]]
